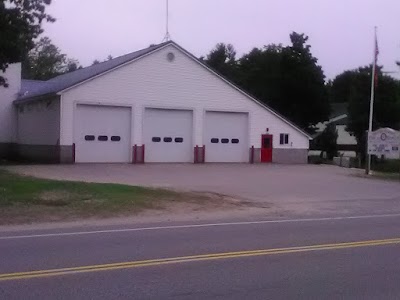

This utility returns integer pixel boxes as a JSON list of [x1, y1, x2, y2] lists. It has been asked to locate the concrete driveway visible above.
[[5, 164, 400, 217]]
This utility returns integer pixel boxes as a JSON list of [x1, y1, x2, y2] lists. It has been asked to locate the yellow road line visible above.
[[1, 237, 400, 281]]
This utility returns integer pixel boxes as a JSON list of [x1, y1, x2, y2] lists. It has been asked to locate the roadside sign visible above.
[[367, 128, 400, 156]]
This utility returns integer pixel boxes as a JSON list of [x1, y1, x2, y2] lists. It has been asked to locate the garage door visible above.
[[74, 105, 131, 163], [204, 111, 249, 162], [144, 108, 193, 162]]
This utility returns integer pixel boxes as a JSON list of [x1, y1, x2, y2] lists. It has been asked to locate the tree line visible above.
[[201, 35, 400, 158], [1, 0, 400, 158]]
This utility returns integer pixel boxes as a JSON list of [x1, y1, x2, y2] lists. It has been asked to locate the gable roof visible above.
[[15, 42, 171, 102], [14, 40, 311, 139]]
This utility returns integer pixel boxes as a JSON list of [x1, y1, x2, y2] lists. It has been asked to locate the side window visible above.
[[111, 136, 121, 142], [175, 137, 183, 143], [164, 137, 172, 143], [231, 139, 239, 144], [85, 135, 95, 141], [152, 137, 161, 142], [211, 138, 219, 143], [221, 138, 229, 144], [98, 135, 108, 141], [280, 134, 289, 145]]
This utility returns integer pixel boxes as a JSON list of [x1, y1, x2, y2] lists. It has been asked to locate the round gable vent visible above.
[[167, 52, 175, 62]]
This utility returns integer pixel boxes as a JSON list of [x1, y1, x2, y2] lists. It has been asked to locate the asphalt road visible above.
[[1, 214, 400, 299]]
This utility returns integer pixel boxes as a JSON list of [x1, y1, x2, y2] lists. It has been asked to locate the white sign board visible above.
[[367, 128, 400, 156]]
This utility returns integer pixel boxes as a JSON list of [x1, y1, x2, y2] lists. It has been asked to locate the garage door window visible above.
[[152, 137, 161, 142], [231, 139, 239, 144], [85, 135, 95, 141], [164, 137, 173, 143], [98, 135, 108, 141], [211, 138, 219, 143], [175, 137, 184, 143], [221, 138, 229, 144], [111, 136, 121, 142]]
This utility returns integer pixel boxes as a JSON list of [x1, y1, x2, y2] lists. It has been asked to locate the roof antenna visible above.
[[162, 0, 171, 42]]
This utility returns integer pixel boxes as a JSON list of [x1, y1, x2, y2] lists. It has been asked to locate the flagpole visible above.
[[366, 26, 377, 175]]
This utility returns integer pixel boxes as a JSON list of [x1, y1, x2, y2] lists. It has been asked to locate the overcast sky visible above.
[[44, 0, 400, 80]]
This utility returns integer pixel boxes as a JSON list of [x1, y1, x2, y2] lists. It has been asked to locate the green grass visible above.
[[368, 171, 400, 181], [371, 159, 400, 173], [0, 169, 200, 225]]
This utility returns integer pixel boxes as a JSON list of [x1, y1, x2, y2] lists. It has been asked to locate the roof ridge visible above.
[[48, 41, 172, 82]]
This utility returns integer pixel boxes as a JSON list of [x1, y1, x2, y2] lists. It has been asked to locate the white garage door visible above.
[[144, 108, 193, 162], [204, 111, 249, 162], [74, 105, 131, 163]]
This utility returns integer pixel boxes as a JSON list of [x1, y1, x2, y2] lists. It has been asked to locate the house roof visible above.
[[328, 115, 348, 126], [16, 42, 171, 102], [330, 103, 348, 119], [324, 103, 349, 126], [19, 79, 51, 97], [15, 40, 312, 139]]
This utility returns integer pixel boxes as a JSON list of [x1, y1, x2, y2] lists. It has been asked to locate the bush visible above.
[[308, 155, 334, 165], [372, 159, 400, 173], [313, 123, 338, 160]]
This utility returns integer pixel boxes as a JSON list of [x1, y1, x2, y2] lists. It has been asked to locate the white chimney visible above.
[[0, 63, 21, 154]]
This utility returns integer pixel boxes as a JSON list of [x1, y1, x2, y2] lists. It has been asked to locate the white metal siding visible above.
[[60, 44, 309, 152], [204, 112, 248, 162], [17, 97, 60, 145], [144, 108, 193, 162], [74, 105, 131, 163]]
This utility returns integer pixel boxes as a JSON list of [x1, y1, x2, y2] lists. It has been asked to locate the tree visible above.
[[239, 45, 285, 107], [22, 37, 80, 80], [202, 33, 330, 131], [0, 0, 54, 86], [202, 43, 240, 83], [65, 59, 80, 72], [280, 32, 330, 129], [331, 66, 400, 157], [239, 32, 330, 130], [91, 55, 114, 65], [315, 123, 338, 159]]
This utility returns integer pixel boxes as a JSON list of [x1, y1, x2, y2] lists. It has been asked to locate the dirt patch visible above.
[[0, 169, 267, 225], [0, 193, 266, 226], [0, 169, 270, 225]]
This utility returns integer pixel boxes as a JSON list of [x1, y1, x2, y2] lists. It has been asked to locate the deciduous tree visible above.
[[331, 66, 400, 156], [0, 0, 54, 86], [22, 37, 80, 80], [203, 33, 330, 131], [202, 43, 240, 83], [314, 123, 338, 159]]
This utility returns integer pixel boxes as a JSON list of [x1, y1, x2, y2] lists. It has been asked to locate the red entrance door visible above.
[[261, 134, 273, 162]]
